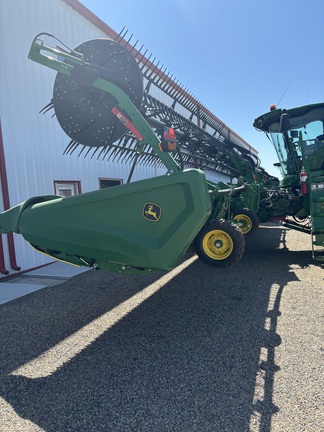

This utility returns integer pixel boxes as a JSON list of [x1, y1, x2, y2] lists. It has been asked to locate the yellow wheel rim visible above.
[[202, 229, 234, 260], [233, 214, 252, 235]]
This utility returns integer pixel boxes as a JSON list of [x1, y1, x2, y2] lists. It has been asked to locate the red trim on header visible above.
[[112, 107, 143, 141], [0, 120, 20, 272]]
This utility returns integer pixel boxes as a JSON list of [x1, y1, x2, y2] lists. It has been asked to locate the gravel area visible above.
[[0, 223, 323, 431]]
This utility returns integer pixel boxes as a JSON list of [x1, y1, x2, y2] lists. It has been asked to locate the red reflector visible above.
[[160, 127, 177, 152], [112, 107, 143, 141], [163, 127, 176, 140]]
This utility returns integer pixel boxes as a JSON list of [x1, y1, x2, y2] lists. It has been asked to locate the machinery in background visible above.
[[254, 103, 324, 261]]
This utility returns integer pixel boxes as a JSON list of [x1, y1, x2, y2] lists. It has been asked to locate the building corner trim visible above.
[[0, 120, 20, 272]]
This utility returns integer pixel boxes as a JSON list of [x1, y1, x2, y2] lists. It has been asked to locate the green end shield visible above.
[[6, 170, 211, 274]]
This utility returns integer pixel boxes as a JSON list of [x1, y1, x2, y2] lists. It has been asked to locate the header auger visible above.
[[0, 33, 252, 274]]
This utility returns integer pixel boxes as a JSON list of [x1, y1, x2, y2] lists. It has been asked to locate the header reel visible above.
[[52, 39, 143, 148], [0, 33, 250, 274]]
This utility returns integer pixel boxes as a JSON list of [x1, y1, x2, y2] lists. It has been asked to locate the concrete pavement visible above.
[[0, 223, 323, 431], [0, 262, 89, 305]]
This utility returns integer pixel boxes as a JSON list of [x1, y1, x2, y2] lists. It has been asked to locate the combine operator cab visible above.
[[254, 103, 324, 261]]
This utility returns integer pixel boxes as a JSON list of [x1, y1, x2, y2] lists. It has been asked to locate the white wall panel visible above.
[[0, 0, 169, 273]]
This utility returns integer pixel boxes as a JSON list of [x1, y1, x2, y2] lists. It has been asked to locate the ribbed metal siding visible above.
[[0, 0, 166, 273]]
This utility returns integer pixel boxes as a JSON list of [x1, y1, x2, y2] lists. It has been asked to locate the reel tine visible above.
[[64, 140, 78, 155], [124, 33, 134, 49], [115, 26, 128, 43], [40, 100, 54, 114], [83, 146, 93, 158], [96, 146, 107, 160], [129, 39, 139, 54], [77, 145, 87, 157]]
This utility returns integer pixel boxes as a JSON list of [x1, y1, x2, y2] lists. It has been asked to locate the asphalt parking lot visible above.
[[0, 223, 323, 432]]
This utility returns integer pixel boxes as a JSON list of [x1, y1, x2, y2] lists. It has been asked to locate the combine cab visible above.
[[254, 103, 324, 261]]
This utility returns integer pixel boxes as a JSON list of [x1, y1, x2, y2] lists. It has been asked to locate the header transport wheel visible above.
[[194, 220, 245, 268], [233, 208, 259, 237]]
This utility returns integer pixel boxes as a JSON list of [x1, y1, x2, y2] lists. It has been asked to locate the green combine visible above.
[[254, 103, 324, 261]]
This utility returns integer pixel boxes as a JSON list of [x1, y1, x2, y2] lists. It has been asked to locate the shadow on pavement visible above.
[[0, 223, 318, 431]]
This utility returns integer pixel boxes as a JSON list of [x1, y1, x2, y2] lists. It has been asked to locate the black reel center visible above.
[[53, 39, 143, 147]]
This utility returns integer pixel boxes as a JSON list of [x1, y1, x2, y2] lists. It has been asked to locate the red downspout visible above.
[[0, 120, 9, 274], [0, 120, 20, 272], [0, 231, 9, 275]]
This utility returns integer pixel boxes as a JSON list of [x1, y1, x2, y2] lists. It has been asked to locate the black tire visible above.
[[232, 208, 259, 237], [194, 220, 245, 268]]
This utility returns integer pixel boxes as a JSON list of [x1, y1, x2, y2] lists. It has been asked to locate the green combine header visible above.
[[0, 34, 250, 274]]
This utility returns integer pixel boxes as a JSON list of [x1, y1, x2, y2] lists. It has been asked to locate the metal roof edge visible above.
[[62, 0, 258, 155]]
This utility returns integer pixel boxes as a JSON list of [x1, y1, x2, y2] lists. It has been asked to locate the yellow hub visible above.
[[233, 214, 252, 235], [202, 229, 233, 260]]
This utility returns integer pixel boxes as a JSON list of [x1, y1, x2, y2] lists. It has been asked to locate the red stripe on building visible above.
[[0, 120, 20, 272]]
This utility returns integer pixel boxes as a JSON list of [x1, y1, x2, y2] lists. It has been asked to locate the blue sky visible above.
[[80, 0, 324, 178]]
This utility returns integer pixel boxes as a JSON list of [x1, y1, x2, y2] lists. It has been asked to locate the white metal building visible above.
[[0, 0, 257, 276]]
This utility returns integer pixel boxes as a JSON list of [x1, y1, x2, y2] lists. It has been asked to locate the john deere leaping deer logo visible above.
[[142, 202, 162, 222]]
